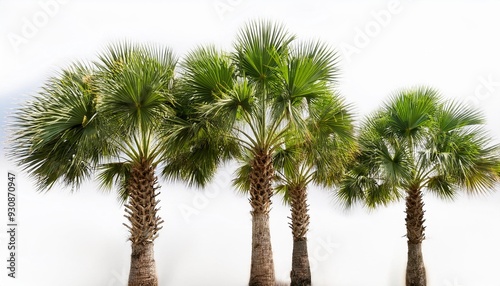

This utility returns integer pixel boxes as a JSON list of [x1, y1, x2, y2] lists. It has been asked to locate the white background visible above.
[[1, 1, 499, 285]]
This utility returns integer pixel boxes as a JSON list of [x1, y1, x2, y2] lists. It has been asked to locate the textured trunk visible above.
[[291, 239, 311, 286], [249, 150, 275, 286], [125, 159, 163, 286], [289, 186, 311, 286], [129, 242, 157, 286], [406, 242, 426, 286], [405, 187, 426, 286], [251, 213, 274, 286]]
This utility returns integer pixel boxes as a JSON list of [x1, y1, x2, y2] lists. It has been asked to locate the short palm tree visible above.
[[274, 94, 355, 286], [9, 43, 177, 286], [338, 87, 500, 286]]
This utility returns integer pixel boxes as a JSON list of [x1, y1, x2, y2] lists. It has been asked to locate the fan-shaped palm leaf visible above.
[[9, 63, 105, 191]]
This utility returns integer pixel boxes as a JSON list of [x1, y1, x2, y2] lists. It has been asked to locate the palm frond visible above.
[[200, 80, 255, 139], [435, 100, 484, 133], [180, 45, 234, 104], [98, 162, 132, 203], [233, 19, 295, 86], [383, 86, 440, 142], [97, 43, 177, 134], [232, 152, 253, 194], [161, 133, 231, 188], [425, 175, 454, 200], [8, 62, 106, 191]]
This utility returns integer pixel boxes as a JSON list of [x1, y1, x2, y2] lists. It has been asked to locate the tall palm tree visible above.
[[167, 20, 343, 285], [338, 87, 500, 286], [9, 43, 177, 286], [231, 22, 293, 286], [274, 94, 355, 286]]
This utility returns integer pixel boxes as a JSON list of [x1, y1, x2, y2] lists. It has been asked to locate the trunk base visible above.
[[128, 242, 158, 286], [249, 213, 275, 286], [290, 238, 311, 286], [406, 242, 426, 286]]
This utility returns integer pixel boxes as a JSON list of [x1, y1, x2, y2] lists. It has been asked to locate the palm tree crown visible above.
[[340, 87, 499, 206]]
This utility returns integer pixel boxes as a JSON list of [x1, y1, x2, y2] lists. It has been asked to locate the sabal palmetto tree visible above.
[[9, 43, 177, 286], [167, 20, 344, 285], [274, 94, 355, 286], [338, 87, 500, 286]]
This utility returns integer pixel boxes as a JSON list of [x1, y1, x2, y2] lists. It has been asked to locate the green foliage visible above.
[[338, 86, 500, 208], [234, 20, 295, 86], [10, 63, 104, 191], [274, 93, 356, 204], [98, 161, 132, 202], [97, 42, 176, 135], [169, 20, 355, 199], [9, 43, 178, 197]]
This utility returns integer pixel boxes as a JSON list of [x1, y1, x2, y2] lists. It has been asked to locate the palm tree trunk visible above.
[[405, 187, 426, 286], [129, 242, 157, 286], [125, 159, 163, 286], [290, 186, 311, 286], [249, 150, 275, 286]]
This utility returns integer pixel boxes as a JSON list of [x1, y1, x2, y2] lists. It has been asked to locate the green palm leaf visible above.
[[97, 43, 177, 134], [234, 20, 295, 85], [98, 161, 132, 202], [9, 63, 105, 191], [339, 86, 500, 204]]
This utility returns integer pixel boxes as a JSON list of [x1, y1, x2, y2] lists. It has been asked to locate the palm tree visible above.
[[274, 94, 355, 286], [9, 43, 177, 286], [338, 87, 500, 286], [168, 20, 343, 285]]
